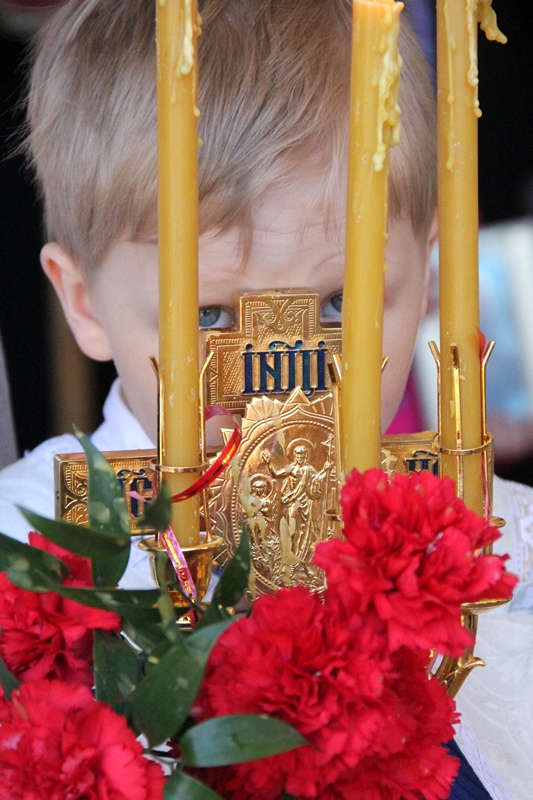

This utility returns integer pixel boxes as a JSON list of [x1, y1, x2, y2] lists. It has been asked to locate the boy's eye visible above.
[[321, 292, 343, 322], [199, 306, 234, 329]]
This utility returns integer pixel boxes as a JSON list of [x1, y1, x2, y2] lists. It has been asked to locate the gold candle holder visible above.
[[427, 338, 513, 696], [429, 339, 495, 519], [141, 354, 223, 609]]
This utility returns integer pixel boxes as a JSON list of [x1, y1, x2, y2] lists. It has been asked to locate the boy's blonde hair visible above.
[[26, 0, 436, 271]]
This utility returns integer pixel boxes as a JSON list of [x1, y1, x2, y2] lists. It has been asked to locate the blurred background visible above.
[[1, 0, 533, 483], [0, 0, 118, 463]]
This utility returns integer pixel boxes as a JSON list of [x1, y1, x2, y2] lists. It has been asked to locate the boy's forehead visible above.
[[198, 177, 345, 280], [198, 226, 344, 295], [114, 181, 425, 301]]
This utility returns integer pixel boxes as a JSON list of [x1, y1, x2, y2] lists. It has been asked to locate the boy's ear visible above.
[[40, 242, 113, 362], [420, 211, 438, 320]]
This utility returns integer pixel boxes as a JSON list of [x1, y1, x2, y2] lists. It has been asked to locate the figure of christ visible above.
[[262, 444, 330, 560]]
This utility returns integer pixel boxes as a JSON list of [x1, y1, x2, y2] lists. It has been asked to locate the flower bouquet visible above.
[[0, 432, 516, 800]]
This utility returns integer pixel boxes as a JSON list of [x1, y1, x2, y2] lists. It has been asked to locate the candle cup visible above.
[[139, 534, 224, 609]]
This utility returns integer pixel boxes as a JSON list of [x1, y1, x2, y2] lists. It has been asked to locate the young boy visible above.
[[0, 0, 437, 552], [0, 1, 530, 797]]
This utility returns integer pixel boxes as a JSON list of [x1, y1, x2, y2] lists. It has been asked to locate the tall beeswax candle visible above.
[[437, 0, 506, 515], [342, 0, 403, 474], [157, 0, 201, 546]]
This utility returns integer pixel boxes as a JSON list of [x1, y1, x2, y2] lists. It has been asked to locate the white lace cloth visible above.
[[456, 478, 533, 799], [455, 711, 518, 800]]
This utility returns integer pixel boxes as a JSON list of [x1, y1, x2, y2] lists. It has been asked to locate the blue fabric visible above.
[[448, 740, 494, 800]]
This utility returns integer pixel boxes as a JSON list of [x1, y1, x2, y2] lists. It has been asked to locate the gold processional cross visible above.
[[55, 291, 438, 586]]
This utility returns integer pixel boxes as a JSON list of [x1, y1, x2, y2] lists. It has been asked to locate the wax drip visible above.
[[443, 0, 456, 171], [478, 0, 507, 44], [170, 0, 200, 117], [373, 2, 403, 172]]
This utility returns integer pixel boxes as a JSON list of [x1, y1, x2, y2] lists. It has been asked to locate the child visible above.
[[0, 0, 437, 551], [0, 1, 530, 796]]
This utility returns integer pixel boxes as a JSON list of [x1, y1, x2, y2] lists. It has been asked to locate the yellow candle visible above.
[[437, 0, 506, 515], [342, 0, 403, 474], [157, 0, 201, 546]]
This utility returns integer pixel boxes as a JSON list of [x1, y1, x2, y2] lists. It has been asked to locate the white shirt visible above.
[[0, 379, 155, 588], [0, 378, 531, 798]]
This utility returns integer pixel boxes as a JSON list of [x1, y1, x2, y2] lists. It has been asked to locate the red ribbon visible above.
[[129, 406, 240, 599], [476, 327, 487, 361], [169, 405, 241, 503]]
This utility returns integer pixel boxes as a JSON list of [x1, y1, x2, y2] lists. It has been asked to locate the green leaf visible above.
[[0, 654, 20, 700], [51, 584, 162, 624], [164, 771, 224, 800], [17, 508, 130, 588], [0, 531, 68, 590], [74, 430, 133, 585], [0, 554, 161, 625], [0, 532, 161, 623], [152, 552, 182, 640], [197, 533, 251, 629], [16, 509, 130, 556], [186, 619, 234, 664], [132, 634, 197, 745], [131, 619, 231, 747], [121, 618, 169, 654], [75, 428, 131, 540], [212, 531, 251, 607], [93, 630, 142, 716], [180, 715, 307, 767], [195, 602, 234, 628], [144, 637, 174, 668], [17, 506, 131, 586], [137, 482, 172, 533]]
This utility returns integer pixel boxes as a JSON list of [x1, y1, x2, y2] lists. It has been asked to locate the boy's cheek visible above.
[[381, 323, 421, 427], [205, 414, 236, 448]]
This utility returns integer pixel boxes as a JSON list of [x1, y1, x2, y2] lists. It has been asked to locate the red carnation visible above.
[[337, 648, 459, 800], [193, 586, 458, 800], [0, 533, 121, 686], [314, 469, 517, 656], [0, 679, 164, 800]]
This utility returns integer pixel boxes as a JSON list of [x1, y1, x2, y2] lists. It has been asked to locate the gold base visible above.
[[433, 595, 513, 697], [138, 535, 223, 607], [461, 596, 513, 615]]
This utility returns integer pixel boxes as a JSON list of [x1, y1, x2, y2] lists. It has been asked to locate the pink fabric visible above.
[[386, 373, 424, 434]]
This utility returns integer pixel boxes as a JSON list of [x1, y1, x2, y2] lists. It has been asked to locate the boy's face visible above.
[[54, 178, 433, 445]]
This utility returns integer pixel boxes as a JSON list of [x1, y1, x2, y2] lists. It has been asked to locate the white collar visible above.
[[91, 378, 155, 452]]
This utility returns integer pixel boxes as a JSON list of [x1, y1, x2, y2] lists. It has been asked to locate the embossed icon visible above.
[[208, 389, 339, 596]]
